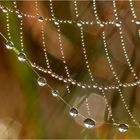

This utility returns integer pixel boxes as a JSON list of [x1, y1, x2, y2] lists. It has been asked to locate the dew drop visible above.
[[17, 13, 22, 18], [69, 107, 78, 117], [138, 30, 140, 37], [37, 77, 47, 87], [38, 16, 44, 22], [5, 41, 14, 50], [54, 21, 59, 25], [136, 19, 140, 25], [84, 118, 96, 129], [2, 8, 8, 13], [100, 23, 104, 27], [118, 123, 129, 133], [18, 52, 26, 62], [77, 22, 82, 27], [115, 21, 121, 27], [51, 90, 59, 97]]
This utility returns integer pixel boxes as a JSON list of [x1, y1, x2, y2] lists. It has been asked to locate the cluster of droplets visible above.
[[112, 0, 140, 128], [23, 0, 140, 91], [118, 124, 129, 133], [4, 39, 132, 131], [129, 0, 140, 38], [2, 0, 140, 132], [3, 37, 98, 129], [92, 0, 140, 128]]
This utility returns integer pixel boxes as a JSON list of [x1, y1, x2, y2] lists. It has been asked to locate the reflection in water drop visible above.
[[18, 52, 27, 62], [118, 123, 129, 133], [37, 77, 47, 87], [69, 107, 78, 117], [5, 41, 14, 50], [38, 16, 44, 22], [84, 118, 96, 129], [51, 90, 59, 97]]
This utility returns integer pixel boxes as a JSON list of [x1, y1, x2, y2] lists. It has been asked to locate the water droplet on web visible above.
[[84, 118, 96, 129], [77, 22, 82, 27], [138, 30, 140, 37], [136, 19, 140, 25], [18, 52, 26, 62], [69, 107, 78, 117], [2, 8, 8, 13], [115, 21, 121, 27], [38, 16, 44, 22], [99, 23, 104, 27], [17, 13, 22, 18], [5, 41, 14, 50], [54, 21, 59, 25], [51, 90, 59, 97], [37, 77, 47, 87], [118, 123, 129, 132]]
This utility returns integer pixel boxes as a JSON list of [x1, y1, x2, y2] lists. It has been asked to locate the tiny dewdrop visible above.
[[84, 118, 96, 129], [136, 19, 140, 25], [100, 23, 104, 27], [69, 107, 78, 117], [118, 123, 129, 133], [5, 41, 14, 50], [54, 21, 59, 25], [138, 30, 140, 37], [18, 52, 27, 62], [17, 13, 22, 18], [51, 90, 59, 97], [37, 77, 47, 87], [38, 16, 44, 22], [115, 21, 121, 27], [2, 8, 8, 13], [77, 22, 82, 27]]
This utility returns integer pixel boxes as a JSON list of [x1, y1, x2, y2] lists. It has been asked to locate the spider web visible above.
[[0, 0, 140, 131]]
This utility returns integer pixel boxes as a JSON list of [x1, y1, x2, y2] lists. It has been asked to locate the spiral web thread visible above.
[[0, 0, 140, 130]]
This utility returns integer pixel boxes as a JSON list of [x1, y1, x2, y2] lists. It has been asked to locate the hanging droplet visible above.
[[37, 77, 47, 87], [5, 41, 14, 50], [54, 21, 59, 25], [18, 52, 26, 62], [2, 8, 8, 13], [84, 118, 96, 129], [118, 123, 129, 133], [99, 23, 104, 27], [136, 19, 140, 25], [17, 13, 22, 18], [77, 22, 82, 27], [38, 16, 44, 22], [51, 90, 59, 97], [69, 107, 78, 117], [138, 30, 140, 37], [115, 21, 121, 27]]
